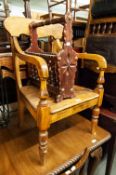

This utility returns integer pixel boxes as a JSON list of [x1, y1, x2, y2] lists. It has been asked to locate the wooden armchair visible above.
[[4, 4, 107, 165]]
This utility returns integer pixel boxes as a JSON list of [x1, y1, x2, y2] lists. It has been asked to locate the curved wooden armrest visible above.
[[13, 37, 49, 101], [13, 37, 48, 79], [61, 148, 90, 175], [78, 53, 107, 70]]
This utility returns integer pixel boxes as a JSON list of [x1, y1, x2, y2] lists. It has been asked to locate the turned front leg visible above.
[[91, 107, 100, 135], [92, 69, 105, 135], [39, 130, 48, 165]]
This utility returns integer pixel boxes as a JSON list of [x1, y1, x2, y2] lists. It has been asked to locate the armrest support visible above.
[[78, 52, 107, 107]]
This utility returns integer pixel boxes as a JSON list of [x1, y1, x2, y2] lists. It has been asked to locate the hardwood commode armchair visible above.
[[4, 1, 107, 165]]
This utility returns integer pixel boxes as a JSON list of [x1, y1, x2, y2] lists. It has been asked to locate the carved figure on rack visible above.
[[26, 0, 78, 102]]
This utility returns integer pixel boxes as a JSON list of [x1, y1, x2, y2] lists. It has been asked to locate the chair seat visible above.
[[20, 85, 99, 114]]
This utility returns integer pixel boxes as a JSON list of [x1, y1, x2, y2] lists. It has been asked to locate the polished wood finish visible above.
[[4, 13, 107, 164], [0, 114, 111, 175]]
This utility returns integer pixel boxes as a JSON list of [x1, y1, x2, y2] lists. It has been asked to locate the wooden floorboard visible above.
[[0, 143, 17, 175]]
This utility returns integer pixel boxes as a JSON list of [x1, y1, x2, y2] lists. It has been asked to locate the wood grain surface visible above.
[[0, 113, 111, 175]]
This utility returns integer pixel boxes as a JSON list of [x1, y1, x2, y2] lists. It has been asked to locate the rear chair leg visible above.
[[39, 130, 48, 165], [18, 99, 25, 127]]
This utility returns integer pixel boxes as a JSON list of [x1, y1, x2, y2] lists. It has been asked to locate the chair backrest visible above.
[[4, 16, 63, 39]]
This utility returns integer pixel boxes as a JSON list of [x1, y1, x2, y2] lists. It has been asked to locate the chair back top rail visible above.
[[4, 16, 63, 39]]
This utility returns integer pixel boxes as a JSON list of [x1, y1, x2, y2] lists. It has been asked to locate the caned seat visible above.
[[4, 7, 107, 166]]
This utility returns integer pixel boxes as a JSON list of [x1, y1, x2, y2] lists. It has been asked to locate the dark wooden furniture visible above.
[[83, 0, 116, 110], [0, 114, 111, 175], [78, 1, 116, 175], [99, 108, 116, 175]]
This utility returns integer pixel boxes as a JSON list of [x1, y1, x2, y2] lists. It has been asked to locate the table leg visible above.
[[105, 136, 116, 175]]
